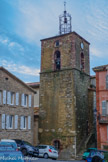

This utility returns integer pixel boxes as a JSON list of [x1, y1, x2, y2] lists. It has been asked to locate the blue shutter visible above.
[[20, 116, 23, 129], [21, 94, 24, 106], [16, 93, 19, 105], [102, 101, 106, 116], [3, 90, 6, 104], [2, 114, 5, 129], [7, 92, 11, 105], [28, 116, 31, 129], [15, 115, 18, 129], [6, 115, 9, 129], [29, 95, 32, 107]]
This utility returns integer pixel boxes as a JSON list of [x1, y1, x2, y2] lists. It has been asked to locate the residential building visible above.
[[27, 82, 40, 145], [93, 65, 108, 150], [0, 67, 35, 144]]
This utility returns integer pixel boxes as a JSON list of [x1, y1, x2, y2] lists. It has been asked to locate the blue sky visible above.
[[0, 0, 108, 83]]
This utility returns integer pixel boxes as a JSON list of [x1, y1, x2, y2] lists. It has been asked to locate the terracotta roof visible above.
[[41, 31, 90, 45], [0, 66, 35, 93], [93, 65, 108, 72], [90, 75, 96, 79], [27, 82, 40, 88]]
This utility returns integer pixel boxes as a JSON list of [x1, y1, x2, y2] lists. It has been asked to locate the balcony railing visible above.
[[99, 115, 108, 124]]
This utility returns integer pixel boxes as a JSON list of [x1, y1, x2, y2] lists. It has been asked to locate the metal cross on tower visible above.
[[59, 2, 72, 35]]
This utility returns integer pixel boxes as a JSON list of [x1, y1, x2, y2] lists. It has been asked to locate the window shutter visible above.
[[28, 116, 31, 129], [16, 93, 19, 105], [29, 95, 32, 107], [21, 94, 24, 106], [15, 115, 18, 129], [106, 75, 108, 89], [2, 114, 5, 129], [6, 115, 9, 129], [102, 101, 106, 116], [0, 92, 2, 104], [20, 116, 23, 129], [7, 92, 11, 105], [3, 90, 6, 104]]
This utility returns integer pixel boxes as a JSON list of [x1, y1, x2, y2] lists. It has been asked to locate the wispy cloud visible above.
[[7, 0, 62, 45], [90, 47, 102, 57], [0, 60, 40, 76], [0, 35, 25, 54]]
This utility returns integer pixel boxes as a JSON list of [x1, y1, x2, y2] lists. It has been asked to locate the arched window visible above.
[[106, 75, 108, 89], [80, 52, 84, 71], [54, 51, 61, 70]]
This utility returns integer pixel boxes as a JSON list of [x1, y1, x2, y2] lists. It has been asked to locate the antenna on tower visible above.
[[59, 2, 72, 35]]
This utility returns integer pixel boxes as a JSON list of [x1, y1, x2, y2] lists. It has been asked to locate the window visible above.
[[102, 101, 108, 116], [9, 115, 13, 129], [54, 51, 61, 70], [6, 115, 13, 129], [106, 75, 108, 89], [10, 92, 14, 105], [55, 40, 59, 47], [21, 94, 28, 107], [7, 91, 15, 105], [80, 52, 84, 71], [20, 116, 26, 129]]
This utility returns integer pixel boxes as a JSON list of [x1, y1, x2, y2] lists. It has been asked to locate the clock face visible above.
[[81, 42, 84, 49]]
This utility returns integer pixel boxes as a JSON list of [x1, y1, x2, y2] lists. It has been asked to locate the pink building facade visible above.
[[93, 65, 108, 150]]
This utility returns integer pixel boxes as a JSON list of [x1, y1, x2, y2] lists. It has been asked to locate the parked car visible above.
[[1, 139, 18, 150], [35, 145, 58, 160], [82, 148, 97, 160], [0, 140, 25, 162], [13, 139, 39, 157], [86, 149, 106, 162]]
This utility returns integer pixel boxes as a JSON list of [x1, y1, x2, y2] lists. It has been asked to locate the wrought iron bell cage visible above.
[[59, 8, 72, 35]]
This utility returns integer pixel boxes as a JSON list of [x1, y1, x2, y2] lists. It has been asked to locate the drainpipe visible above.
[[75, 136, 76, 158]]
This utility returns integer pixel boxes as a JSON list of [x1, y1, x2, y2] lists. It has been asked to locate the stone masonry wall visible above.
[[39, 69, 76, 149], [73, 69, 90, 150]]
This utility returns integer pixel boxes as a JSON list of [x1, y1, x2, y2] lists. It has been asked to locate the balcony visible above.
[[99, 115, 108, 124]]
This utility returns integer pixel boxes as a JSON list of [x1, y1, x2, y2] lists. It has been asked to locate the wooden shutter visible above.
[[15, 115, 18, 129], [2, 114, 5, 129], [29, 95, 32, 107], [28, 116, 31, 129], [21, 94, 24, 106], [16, 93, 19, 105], [6, 115, 9, 129], [20, 116, 23, 129], [3, 90, 6, 104], [102, 101, 106, 116], [7, 92, 11, 105]]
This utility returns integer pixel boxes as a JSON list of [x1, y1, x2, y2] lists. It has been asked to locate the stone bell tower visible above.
[[39, 3, 90, 158]]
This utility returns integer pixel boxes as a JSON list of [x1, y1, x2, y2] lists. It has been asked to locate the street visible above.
[[25, 157, 85, 162]]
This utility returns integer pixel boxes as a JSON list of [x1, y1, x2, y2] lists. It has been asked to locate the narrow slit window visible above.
[[54, 51, 61, 70]]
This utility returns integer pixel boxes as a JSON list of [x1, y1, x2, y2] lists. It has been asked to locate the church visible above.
[[39, 3, 95, 158]]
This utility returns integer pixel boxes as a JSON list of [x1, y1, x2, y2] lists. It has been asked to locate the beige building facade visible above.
[[0, 67, 35, 144], [27, 82, 40, 145]]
